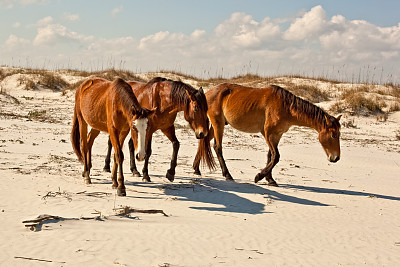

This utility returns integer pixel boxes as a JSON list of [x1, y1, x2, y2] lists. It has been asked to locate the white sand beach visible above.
[[0, 68, 399, 266]]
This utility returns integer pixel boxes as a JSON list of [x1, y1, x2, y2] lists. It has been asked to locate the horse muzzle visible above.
[[136, 153, 146, 161], [195, 131, 207, 139], [328, 154, 340, 163]]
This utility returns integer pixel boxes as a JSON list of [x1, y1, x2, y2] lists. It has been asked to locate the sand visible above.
[[0, 69, 399, 266]]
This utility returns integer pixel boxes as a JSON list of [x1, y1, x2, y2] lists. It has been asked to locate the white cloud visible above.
[[0, 0, 47, 8], [1, 6, 400, 83], [33, 17, 93, 46], [63, 12, 80, 22], [283, 5, 327, 41], [111, 5, 123, 17], [5, 34, 30, 47]]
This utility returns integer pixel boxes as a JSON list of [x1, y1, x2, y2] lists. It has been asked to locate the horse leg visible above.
[[87, 129, 100, 174], [111, 153, 118, 189], [78, 119, 91, 184], [103, 137, 112, 172], [255, 131, 282, 186], [142, 136, 153, 182], [109, 128, 127, 196], [162, 126, 179, 182], [128, 138, 140, 177], [213, 122, 233, 181]]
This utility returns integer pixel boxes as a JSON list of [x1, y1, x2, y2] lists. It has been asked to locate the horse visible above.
[[71, 77, 155, 196], [100, 77, 215, 182], [193, 83, 341, 186]]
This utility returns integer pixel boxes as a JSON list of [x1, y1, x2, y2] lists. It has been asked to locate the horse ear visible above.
[[131, 104, 139, 113], [336, 115, 342, 121], [199, 87, 204, 94], [186, 89, 196, 101], [149, 107, 157, 116], [325, 115, 332, 127]]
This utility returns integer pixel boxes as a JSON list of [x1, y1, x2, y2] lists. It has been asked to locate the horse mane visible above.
[[146, 77, 206, 111], [271, 85, 336, 128], [112, 78, 140, 116]]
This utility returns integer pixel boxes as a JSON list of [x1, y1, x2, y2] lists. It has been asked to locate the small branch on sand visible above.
[[114, 206, 169, 217], [22, 212, 103, 231], [22, 207, 168, 231], [14, 256, 66, 264], [41, 188, 72, 202], [76, 191, 112, 198]]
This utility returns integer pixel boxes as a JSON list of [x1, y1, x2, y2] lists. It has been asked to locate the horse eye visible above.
[[331, 132, 337, 139]]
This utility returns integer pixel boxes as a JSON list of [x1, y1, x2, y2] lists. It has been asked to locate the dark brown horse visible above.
[[71, 77, 155, 196], [100, 77, 215, 182], [193, 83, 341, 186]]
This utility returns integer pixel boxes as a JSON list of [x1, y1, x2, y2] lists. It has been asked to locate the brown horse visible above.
[[100, 77, 215, 182], [71, 77, 155, 196], [193, 83, 341, 186]]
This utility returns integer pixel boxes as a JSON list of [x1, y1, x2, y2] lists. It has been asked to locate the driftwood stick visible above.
[[22, 214, 102, 231], [114, 206, 169, 217], [22, 215, 63, 224], [14, 256, 66, 263], [76, 191, 111, 198]]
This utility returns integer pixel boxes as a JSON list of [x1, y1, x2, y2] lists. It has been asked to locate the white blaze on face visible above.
[[133, 118, 148, 161]]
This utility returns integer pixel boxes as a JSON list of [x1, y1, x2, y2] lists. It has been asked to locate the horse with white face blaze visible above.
[[71, 77, 155, 196]]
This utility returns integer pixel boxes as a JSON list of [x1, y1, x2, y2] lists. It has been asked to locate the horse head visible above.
[[318, 115, 342, 163], [130, 105, 157, 161], [185, 87, 209, 139]]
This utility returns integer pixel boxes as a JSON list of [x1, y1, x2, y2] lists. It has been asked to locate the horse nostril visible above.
[[197, 132, 204, 139], [329, 155, 340, 163]]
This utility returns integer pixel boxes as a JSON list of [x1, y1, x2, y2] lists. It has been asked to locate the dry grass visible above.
[[395, 130, 400, 141], [283, 82, 330, 103], [335, 89, 387, 114], [3, 67, 400, 117], [28, 110, 47, 121], [73, 68, 146, 82]]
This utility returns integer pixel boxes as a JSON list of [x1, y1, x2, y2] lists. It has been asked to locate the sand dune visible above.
[[1, 68, 399, 266]]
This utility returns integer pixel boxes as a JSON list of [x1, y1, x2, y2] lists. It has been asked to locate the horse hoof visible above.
[[194, 170, 201, 176], [85, 179, 92, 185], [103, 167, 111, 173], [117, 189, 126, 196], [225, 177, 235, 182], [268, 181, 279, 187], [131, 170, 141, 177], [254, 173, 263, 183], [224, 173, 233, 181], [166, 170, 175, 182], [142, 177, 151, 182], [112, 184, 118, 189]]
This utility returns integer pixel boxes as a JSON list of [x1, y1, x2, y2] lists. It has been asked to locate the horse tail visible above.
[[71, 106, 83, 163], [193, 124, 216, 171]]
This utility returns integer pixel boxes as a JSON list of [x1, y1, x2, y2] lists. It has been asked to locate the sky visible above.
[[1, 0, 400, 83]]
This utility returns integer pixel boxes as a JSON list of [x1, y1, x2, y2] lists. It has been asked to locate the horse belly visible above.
[[225, 113, 264, 133], [81, 105, 108, 132]]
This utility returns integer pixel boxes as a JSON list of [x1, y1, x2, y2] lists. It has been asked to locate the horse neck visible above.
[[288, 105, 326, 133], [117, 92, 136, 124]]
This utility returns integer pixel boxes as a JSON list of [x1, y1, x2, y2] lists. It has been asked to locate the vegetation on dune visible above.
[[1, 66, 399, 116]]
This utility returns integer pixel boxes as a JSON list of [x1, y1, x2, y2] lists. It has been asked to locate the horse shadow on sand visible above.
[[91, 171, 400, 216], [131, 174, 330, 215], [280, 183, 400, 201]]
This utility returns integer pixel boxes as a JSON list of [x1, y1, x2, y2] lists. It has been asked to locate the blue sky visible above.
[[1, 0, 400, 82]]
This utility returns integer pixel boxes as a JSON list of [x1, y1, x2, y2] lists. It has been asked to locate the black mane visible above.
[[271, 85, 337, 128]]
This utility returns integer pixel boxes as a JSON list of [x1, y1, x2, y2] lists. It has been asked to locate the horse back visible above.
[[76, 78, 112, 132], [208, 84, 283, 133]]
